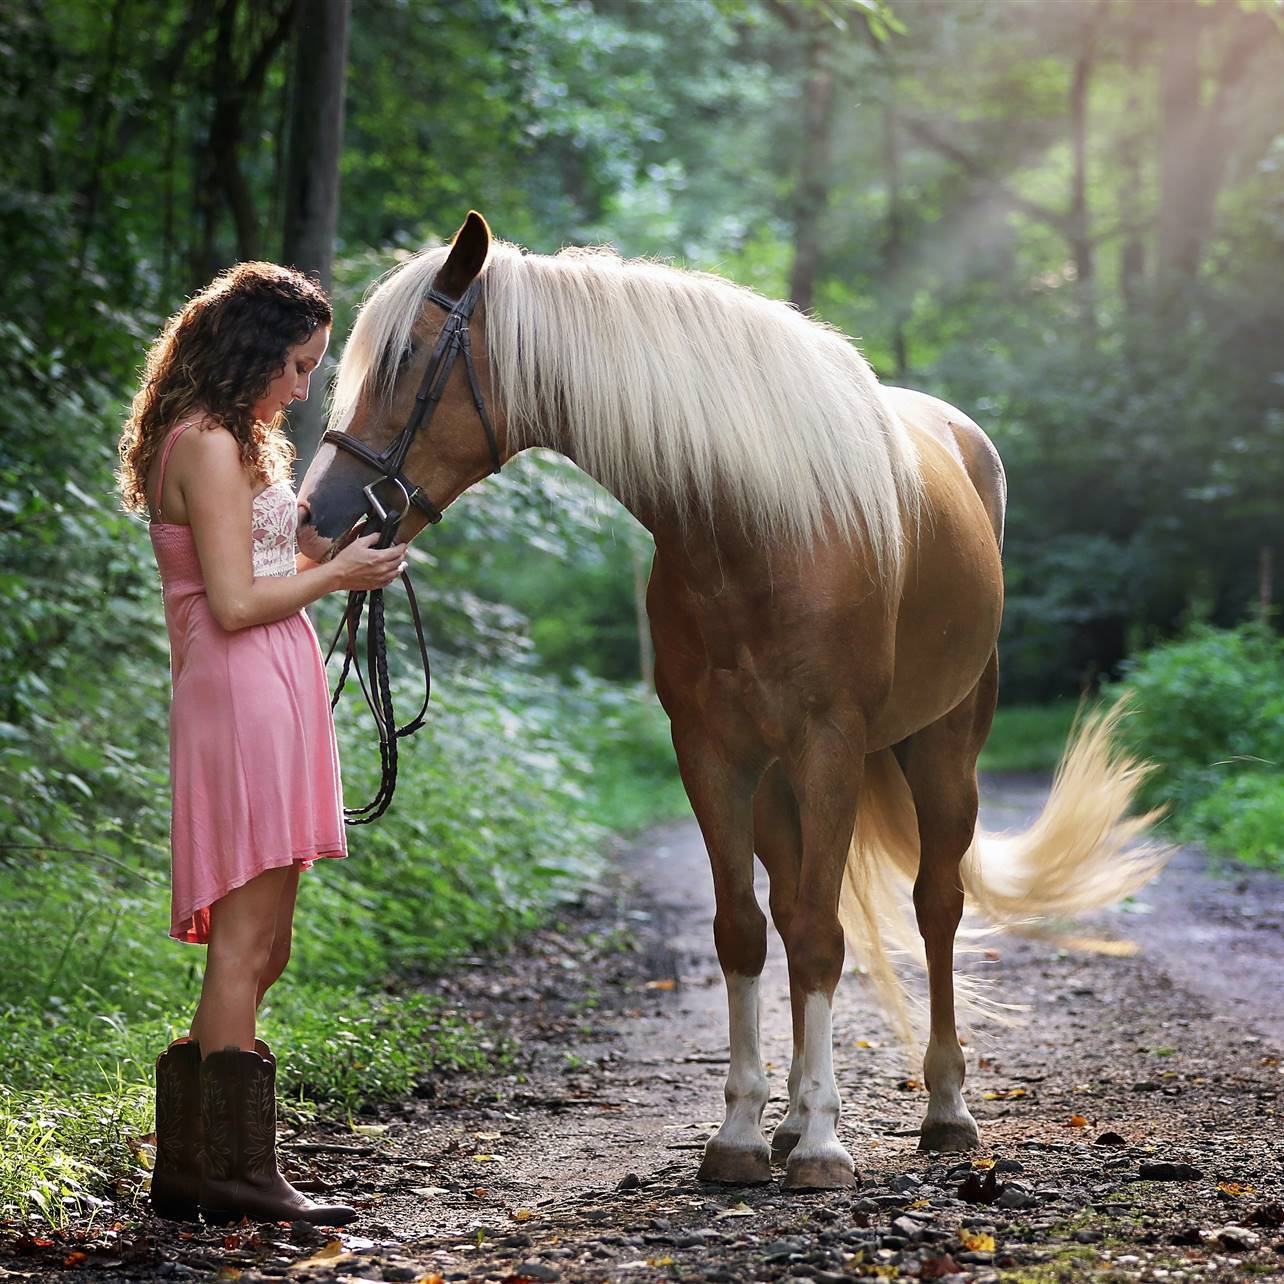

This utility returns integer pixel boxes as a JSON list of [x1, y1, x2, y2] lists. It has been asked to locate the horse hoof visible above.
[[698, 1139, 772, 1185], [783, 1152, 856, 1192], [919, 1119, 980, 1153], [770, 1127, 800, 1163]]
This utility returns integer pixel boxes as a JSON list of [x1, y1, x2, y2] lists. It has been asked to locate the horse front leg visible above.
[[670, 721, 772, 1185], [779, 729, 865, 1191]]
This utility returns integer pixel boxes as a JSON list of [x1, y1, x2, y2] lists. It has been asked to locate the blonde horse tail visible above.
[[837, 699, 1169, 1047]]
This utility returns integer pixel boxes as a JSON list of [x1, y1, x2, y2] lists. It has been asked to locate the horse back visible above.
[[880, 386, 1006, 551]]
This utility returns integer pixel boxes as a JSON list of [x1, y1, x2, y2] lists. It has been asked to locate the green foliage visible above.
[[1109, 622, 1284, 811], [1185, 774, 1284, 871], [261, 991, 496, 1113], [978, 701, 1080, 774], [1108, 622, 1284, 868], [0, 1085, 151, 1229]]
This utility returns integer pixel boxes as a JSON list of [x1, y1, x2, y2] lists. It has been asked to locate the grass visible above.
[[978, 701, 1081, 774], [0, 664, 685, 1226]]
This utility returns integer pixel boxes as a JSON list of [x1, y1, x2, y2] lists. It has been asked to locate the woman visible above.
[[117, 262, 405, 1226]]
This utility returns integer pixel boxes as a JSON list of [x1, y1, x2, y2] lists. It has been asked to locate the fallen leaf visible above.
[[972, 1158, 996, 1170], [897, 1078, 923, 1091], [474, 1130, 502, 1141], [222, 1234, 240, 1250], [1218, 1182, 1256, 1197], [62, 1252, 87, 1267], [295, 1240, 350, 1270], [511, 1208, 532, 1222], [472, 1153, 502, 1162], [982, 1087, 1027, 1100], [960, 1229, 996, 1252], [715, 1202, 756, 1219], [645, 978, 676, 991], [1068, 1114, 1089, 1127], [647, 1256, 675, 1267], [349, 1122, 390, 1135]]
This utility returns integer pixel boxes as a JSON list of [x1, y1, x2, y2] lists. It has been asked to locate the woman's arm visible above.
[[181, 427, 403, 631]]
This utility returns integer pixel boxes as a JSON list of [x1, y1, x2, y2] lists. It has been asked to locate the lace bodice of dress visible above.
[[252, 481, 298, 578]]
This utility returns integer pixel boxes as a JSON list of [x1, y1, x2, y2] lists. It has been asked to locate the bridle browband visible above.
[[322, 274, 502, 525], [320, 273, 501, 825]]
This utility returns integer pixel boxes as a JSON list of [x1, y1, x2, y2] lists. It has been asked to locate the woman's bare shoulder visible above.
[[169, 418, 252, 494]]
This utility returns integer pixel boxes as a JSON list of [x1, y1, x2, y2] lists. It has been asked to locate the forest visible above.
[[1, 0, 1282, 1229]]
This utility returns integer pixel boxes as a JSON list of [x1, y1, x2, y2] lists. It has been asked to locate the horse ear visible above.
[[435, 211, 491, 299]]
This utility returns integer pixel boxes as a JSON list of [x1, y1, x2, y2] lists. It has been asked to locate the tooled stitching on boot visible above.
[[244, 1065, 276, 1182], [154, 1060, 185, 1171], [200, 1061, 234, 1182]]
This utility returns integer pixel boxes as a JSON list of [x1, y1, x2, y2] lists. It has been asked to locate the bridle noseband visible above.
[[319, 274, 501, 825], [322, 274, 501, 528]]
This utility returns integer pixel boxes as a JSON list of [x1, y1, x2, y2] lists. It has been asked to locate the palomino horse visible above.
[[299, 213, 1163, 1191]]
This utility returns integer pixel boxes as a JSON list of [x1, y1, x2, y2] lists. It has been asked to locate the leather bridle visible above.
[[320, 274, 501, 825], [321, 275, 501, 528]]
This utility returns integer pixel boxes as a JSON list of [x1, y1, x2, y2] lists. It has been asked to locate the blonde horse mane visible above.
[[331, 239, 922, 569]]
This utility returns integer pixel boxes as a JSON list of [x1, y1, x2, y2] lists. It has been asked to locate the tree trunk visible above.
[[1068, 9, 1097, 337], [882, 88, 908, 379], [1157, 3, 1207, 286], [281, 0, 350, 461], [788, 29, 836, 314], [1117, 13, 1146, 315]]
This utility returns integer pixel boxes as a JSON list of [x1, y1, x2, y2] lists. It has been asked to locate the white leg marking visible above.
[[786, 992, 852, 1174], [711, 973, 769, 1152]]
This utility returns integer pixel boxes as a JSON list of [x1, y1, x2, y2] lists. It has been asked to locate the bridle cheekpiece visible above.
[[322, 274, 501, 531]]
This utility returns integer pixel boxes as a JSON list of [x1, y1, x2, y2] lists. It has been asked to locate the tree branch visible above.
[[902, 116, 1074, 236]]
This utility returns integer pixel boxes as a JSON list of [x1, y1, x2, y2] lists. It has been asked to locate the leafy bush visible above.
[[1108, 621, 1284, 868], [1184, 774, 1284, 870], [1109, 622, 1284, 813]]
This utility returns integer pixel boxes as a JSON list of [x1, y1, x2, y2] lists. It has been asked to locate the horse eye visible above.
[[397, 346, 414, 369]]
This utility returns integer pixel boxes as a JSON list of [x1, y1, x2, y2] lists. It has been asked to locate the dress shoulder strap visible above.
[[153, 420, 197, 522]]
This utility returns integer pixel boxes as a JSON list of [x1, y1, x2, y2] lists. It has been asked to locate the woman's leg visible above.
[[189, 865, 293, 1053], [256, 864, 301, 1007]]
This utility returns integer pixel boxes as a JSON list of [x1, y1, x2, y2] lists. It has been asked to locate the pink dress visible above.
[[148, 420, 347, 944]]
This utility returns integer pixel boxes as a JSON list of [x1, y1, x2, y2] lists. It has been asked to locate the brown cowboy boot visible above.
[[151, 1037, 277, 1221], [150, 1037, 202, 1221], [198, 1045, 356, 1225]]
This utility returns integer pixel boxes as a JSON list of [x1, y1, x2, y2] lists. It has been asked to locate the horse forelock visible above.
[[331, 237, 922, 573], [328, 245, 452, 436]]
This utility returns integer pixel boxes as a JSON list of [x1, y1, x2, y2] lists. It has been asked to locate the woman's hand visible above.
[[327, 532, 408, 591]]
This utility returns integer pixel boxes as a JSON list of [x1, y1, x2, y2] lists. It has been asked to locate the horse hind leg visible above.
[[895, 651, 999, 1153], [775, 733, 865, 1191], [670, 723, 773, 1185], [751, 764, 805, 1163]]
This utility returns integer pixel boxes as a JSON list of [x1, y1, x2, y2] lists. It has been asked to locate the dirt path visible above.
[[5, 776, 1284, 1282]]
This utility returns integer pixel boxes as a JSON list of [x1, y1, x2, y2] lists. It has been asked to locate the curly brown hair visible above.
[[117, 262, 333, 515]]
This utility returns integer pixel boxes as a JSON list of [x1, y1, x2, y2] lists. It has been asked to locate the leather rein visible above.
[[320, 276, 501, 824]]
